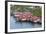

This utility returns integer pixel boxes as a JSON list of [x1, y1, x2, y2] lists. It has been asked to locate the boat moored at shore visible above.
[[14, 12, 42, 24]]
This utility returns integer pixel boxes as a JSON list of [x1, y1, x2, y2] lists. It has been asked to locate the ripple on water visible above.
[[10, 16, 42, 29]]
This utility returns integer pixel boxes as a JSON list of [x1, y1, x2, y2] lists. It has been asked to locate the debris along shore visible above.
[[14, 12, 42, 24]]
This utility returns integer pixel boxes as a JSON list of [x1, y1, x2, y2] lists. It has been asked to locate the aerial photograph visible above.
[[10, 5, 42, 29]]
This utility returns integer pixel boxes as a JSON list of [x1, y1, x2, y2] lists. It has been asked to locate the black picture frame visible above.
[[5, 1, 45, 33]]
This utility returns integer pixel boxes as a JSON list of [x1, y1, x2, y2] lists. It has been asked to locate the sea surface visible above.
[[10, 16, 42, 29]]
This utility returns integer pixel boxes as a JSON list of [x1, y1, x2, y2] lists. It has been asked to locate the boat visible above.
[[14, 12, 41, 24]]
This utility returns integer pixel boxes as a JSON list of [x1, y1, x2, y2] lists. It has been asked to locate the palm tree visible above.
[[11, 5, 33, 12], [10, 5, 42, 16]]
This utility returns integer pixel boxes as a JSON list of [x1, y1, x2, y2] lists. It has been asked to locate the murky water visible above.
[[10, 16, 42, 29]]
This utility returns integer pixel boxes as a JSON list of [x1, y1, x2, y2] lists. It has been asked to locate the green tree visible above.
[[32, 6, 42, 16], [10, 5, 42, 16]]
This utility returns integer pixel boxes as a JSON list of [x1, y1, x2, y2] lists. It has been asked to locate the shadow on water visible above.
[[10, 16, 42, 29]]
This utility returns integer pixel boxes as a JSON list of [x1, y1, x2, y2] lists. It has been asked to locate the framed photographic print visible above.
[[5, 1, 45, 33]]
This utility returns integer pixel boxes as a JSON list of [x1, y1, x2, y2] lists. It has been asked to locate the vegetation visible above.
[[32, 6, 42, 16], [10, 5, 42, 16]]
